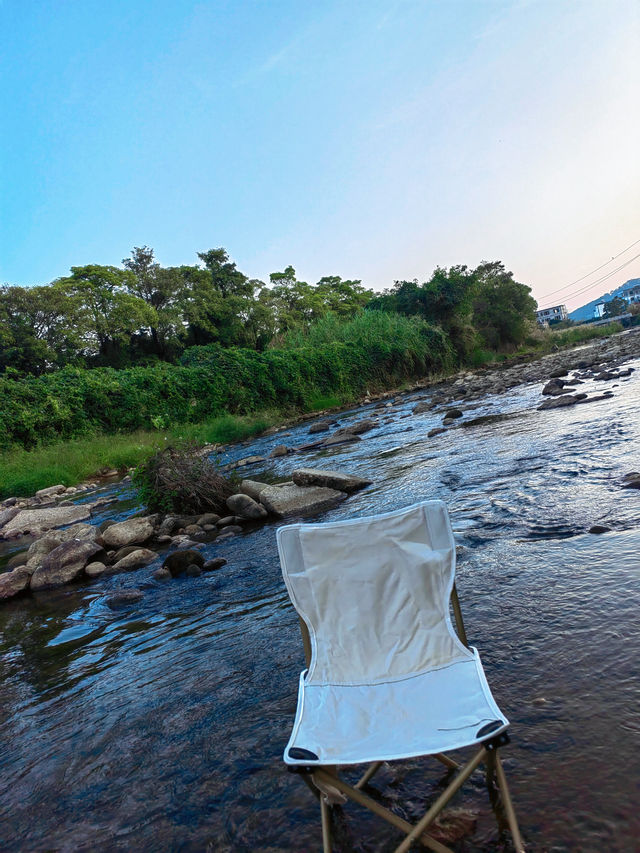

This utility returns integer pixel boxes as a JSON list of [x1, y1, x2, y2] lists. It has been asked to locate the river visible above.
[[1, 352, 639, 852]]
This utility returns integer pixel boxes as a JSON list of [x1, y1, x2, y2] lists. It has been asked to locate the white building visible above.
[[620, 281, 640, 305], [535, 304, 568, 326]]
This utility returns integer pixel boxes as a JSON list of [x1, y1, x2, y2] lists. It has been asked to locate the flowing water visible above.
[[1, 356, 639, 852]]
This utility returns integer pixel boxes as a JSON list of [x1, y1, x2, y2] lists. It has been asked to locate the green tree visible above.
[[603, 296, 627, 318], [471, 261, 537, 349]]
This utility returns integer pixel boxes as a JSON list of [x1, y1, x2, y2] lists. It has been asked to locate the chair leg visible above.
[[494, 753, 526, 853], [320, 795, 332, 853]]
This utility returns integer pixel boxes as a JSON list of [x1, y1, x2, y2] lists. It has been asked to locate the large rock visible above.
[[292, 468, 372, 493], [162, 549, 205, 576], [30, 540, 103, 590], [111, 548, 156, 572], [542, 379, 567, 396], [240, 480, 270, 501], [259, 483, 347, 517], [308, 420, 332, 434], [25, 536, 62, 572], [57, 523, 100, 543], [0, 568, 31, 600], [35, 484, 66, 499], [85, 562, 107, 578], [1, 505, 91, 537], [413, 401, 433, 415], [101, 516, 154, 548], [226, 493, 268, 520], [0, 507, 20, 531], [320, 432, 361, 447], [538, 393, 587, 410], [333, 418, 377, 437]]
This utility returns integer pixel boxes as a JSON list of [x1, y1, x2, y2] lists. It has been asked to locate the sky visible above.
[[1, 0, 639, 311]]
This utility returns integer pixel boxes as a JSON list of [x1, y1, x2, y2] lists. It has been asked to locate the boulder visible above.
[[1, 505, 91, 537], [292, 468, 372, 493], [101, 516, 154, 548], [413, 401, 433, 415], [542, 379, 567, 396], [217, 525, 243, 539], [35, 484, 66, 500], [538, 393, 587, 410], [162, 549, 205, 576], [85, 561, 107, 578], [106, 590, 144, 609], [308, 420, 332, 434], [0, 568, 31, 600], [240, 480, 270, 501], [197, 513, 220, 527], [549, 368, 568, 378], [157, 516, 180, 536], [320, 432, 361, 447], [217, 515, 239, 527], [270, 444, 291, 458], [589, 525, 611, 534], [203, 557, 227, 572], [0, 507, 20, 531], [25, 536, 62, 571], [235, 455, 265, 467], [30, 540, 103, 591], [57, 523, 100, 543], [226, 493, 268, 520], [332, 419, 376, 438], [259, 483, 347, 517], [6, 552, 28, 570], [111, 548, 156, 572], [621, 472, 640, 490], [186, 564, 202, 577], [444, 408, 463, 420], [184, 524, 204, 536], [428, 427, 446, 438], [153, 568, 171, 581]]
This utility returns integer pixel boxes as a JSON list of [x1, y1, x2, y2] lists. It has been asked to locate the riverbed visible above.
[[1, 348, 639, 852]]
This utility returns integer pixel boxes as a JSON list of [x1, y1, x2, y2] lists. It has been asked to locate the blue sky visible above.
[[1, 0, 639, 310]]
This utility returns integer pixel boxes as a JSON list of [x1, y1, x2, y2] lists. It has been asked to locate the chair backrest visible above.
[[277, 500, 473, 686]]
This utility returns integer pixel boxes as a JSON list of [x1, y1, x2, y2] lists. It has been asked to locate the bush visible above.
[[132, 445, 234, 514]]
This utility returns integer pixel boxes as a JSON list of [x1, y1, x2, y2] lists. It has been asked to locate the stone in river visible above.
[[186, 564, 202, 577], [226, 493, 268, 519], [444, 408, 463, 420], [0, 507, 20, 531], [589, 525, 611, 534], [308, 420, 332, 434], [203, 557, 227, 572], [106, 590, 144, 609], [35, 484, 66, 499], [538, 393, 586, 410], [111, 548, 156, 572], [1, 505, 92, 537], [85, 561, 107, 578], [57, 523, 100, 543], [30, 540, 103, 590], [25, 536, 62, 572], [259, 483, 347, 517], [162, 549, 205, 576], [0, 568, 31, 600], [291, 468, 372, 493], [239, 480, 269, 502], [320, 432, 361, 447], [269, 444, 291, 457], [101, 516, 154, 548]]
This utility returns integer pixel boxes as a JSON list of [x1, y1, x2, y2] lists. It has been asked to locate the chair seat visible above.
[[284, 648, 508, 766]]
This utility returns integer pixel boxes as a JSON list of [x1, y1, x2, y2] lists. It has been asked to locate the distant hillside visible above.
[[569, 277, 640, 321]]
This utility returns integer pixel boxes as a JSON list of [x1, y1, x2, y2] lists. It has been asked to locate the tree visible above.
[[471, 261, 537, 349], [603, 296, 627, 318]]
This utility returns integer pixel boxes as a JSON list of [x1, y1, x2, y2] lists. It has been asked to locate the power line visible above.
[[537, 249, 640, 310], [536, 236, 640, 304]]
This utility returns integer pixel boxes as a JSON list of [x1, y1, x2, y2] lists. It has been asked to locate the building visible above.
[[620, 280, 640, 305], [535, 304, 568, 326]]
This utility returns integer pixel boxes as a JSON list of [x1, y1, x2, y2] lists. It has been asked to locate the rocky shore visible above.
[[2, 328, 640, 604]]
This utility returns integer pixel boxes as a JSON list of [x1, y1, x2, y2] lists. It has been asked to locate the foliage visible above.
[[603, 296, 628, 318], [132, 445, 234, 514]]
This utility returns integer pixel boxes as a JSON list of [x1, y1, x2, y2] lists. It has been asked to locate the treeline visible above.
[[0, 312, 451, 450], [0, 248, 537, 377]]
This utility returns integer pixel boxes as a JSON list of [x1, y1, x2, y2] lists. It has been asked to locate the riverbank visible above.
[[0, 321, 632, 501]]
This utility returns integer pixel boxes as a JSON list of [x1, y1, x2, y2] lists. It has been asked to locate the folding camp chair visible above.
[[277, 500, 525, 852]]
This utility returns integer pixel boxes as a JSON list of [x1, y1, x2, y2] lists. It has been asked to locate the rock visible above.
[[0, 507, 20, 531], [259, 483, 347, 517], [320, 432, 361, 447], [428, 427, 447, 438], [342, 418, 377, 435], [442, 417, 455, 426], [186, 564, 202, 577], [203, 557, 227, 572], [101, 516, 154, 548], [152, 567, 171, 581], [444, 408, 463, 419], [57, 523, 100, 543], [413, 401, 433, 414], [157, 516, 180, 536], [621, 472, 640, 489], [589, 525, 611, 534], [99, 519, 116, 532], [532, 697, 547, 706], [1, 497, 17, 507], [216, 525, 243, 540], [35, 484, 66, 499], [30, 540, 103, 591], [541, 379, 567, 396], [291, 468, 372, 493], [239, 480, 269, 501], [105, 590, 144, 609], [197, 513, 220, 527], [184, 524, 204, 536], [308, 420, 332, 434], [111, 548, 156, 572], [226, 493, 268, 520], [0, 568, 31, 600], [162, 549, 205, 576], [217, 515, 238, 527], [1, 505, 91, 537], [270, 444, 291, 458], [6, 552, 28, 570], [25, 536, 62, 571], [85, 561, 107, 578], [235, 455, 265, 467], [538, 393, 586, 410], [549, 368, 568, 378]]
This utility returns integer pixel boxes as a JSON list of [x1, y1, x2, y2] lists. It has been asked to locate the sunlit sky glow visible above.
[[1, 0, 639, 311]]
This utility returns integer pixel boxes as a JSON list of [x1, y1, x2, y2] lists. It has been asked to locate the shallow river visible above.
[[1, 357, 639, 852]]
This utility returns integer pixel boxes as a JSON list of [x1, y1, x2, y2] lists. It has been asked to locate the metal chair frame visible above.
[[289, 585, 525, 853]]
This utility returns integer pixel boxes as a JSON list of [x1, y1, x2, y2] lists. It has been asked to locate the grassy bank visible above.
[[0, 412, 283, 499]]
